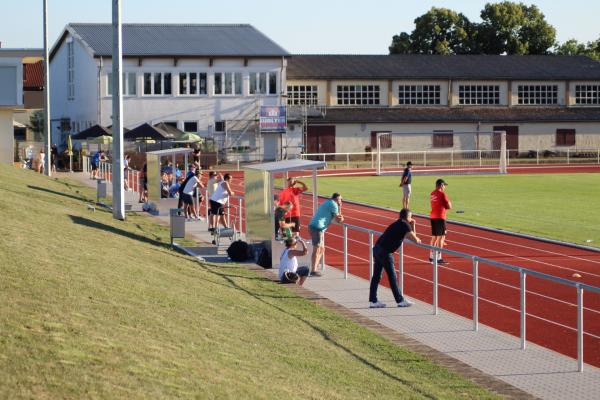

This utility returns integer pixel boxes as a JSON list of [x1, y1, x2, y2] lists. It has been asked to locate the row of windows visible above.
[[287, 84, 600, 105], [373, 129, 579, 149], [154, 120, 226, 133], [106, 71, 278, 97]]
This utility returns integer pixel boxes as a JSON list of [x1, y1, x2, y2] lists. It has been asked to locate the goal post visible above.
[[376, 130, 507, 176]]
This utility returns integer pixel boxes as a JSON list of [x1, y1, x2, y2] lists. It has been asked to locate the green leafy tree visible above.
[[478, 2, 556, 54], [555, 38, 600, 61], [389, 32, 412, 54]]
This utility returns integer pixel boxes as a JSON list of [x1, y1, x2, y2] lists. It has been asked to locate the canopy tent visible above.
[[153, 122, 185, 139], [175, 132, 203, 143], [125, 123, 175, 141], [89, 135, 113, 145], [71, 124, 111, 140]]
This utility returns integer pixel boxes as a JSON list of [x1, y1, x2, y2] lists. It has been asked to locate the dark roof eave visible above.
[[93, 54, 289, 59], [289, 75, 583, 81]]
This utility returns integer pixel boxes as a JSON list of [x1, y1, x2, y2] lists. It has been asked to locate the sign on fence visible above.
[[259, 106, 286, 132]]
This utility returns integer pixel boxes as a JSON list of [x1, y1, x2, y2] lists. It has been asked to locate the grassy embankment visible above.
[[0, 165, 497, 399]]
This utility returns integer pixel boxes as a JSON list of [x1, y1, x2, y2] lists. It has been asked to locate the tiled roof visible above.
[[52, 23, 288, 59], [308, 107, 600, 123], [287, 54, 600, 80], [23, 61, 44, 89]]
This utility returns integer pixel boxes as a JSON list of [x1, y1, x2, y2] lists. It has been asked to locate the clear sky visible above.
[[1, 0, 599, 53]]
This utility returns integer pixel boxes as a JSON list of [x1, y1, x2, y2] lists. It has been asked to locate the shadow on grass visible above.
[[28, 185, 89, 202], [68, 215, 167, 249], [202, 264, 437, 398]]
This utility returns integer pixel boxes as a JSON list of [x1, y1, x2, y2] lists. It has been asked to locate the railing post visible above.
[[371, 152, 374, 170], [321, 233, 326, 272], [567, 148, 570, 164], [597, 148, 600, 164], [423, 151, 427, 167], [536, 149, 539, 165], [398, 243, 404, 293], [238, 197, 243, 234], [479, 150, 482, 167], [204, 188, 209, 219], [433, 250, 438, 315], [473, 258, 479, 331], [577, 286, 584, 372], [343, 225, 348, 279], [451, 150, 454, 167], [396, 152, 400, 168], [346, 153, 349, 168], [520, 270, 527, 350], [368, 231, 374, 280]]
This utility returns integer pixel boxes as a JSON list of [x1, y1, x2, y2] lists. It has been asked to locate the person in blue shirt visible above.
[[307, 193, 344, 276], [90, 150, 104, 179], [399, 161, 413, 209]]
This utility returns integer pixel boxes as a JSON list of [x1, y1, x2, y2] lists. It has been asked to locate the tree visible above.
[[478, 2, 556, 54], [555, 37, 600, 61], [389, 32, 412, 54], [389, 7, 477, 55]]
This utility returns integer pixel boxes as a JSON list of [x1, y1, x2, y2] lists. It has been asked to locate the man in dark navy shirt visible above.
[[369, 208, 421, 308], [399, 161, 412, 209]]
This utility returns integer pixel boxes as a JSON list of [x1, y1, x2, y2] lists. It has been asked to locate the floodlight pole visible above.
[[43, 0, 51, 177], [111, 0, 125, 220]]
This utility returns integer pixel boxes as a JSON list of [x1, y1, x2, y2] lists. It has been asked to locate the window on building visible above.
[[458, 85, 500, 105], [517, 85, 558, 105], [214, 72, 242, 95], [398, 85, 441, 105], [143, 72, 171, 95], [199, 73, 207, 95], [556, 129, 576, 146], [433, 131, 454, 148], [370, 131, 392, 149], [184, 121, 198, 133], [214, 121, 226, 132], [287, 85, 318, 106], [575, 85, 600, 105], [178, 72, 206, 95], [67, 41, 75, 100], [249, 72, 277, 95], [337, 85, 380, 105], [108, 72, 136, 96]]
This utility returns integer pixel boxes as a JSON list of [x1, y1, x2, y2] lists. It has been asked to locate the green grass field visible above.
[[0, 164, 497, 399], [310, 173, 600, 247]]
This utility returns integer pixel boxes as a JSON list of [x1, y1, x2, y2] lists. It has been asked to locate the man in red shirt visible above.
[[429, 178, 452, 264], [278, 177, 308, 238]]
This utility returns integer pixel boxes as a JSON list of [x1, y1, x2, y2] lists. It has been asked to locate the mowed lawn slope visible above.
[[312, 173, 600, 247], [0, 165, 497, 399]]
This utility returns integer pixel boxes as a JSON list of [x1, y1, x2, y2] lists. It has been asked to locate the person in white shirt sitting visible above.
[[279, 237, 309, 286]]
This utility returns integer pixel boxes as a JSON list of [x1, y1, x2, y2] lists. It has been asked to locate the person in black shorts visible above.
[[429, 179, 452, 264], [369, 208, 421, 308]]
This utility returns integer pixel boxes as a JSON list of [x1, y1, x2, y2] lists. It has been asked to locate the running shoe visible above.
[[369, 301, 386, 308], [398, 299, 413, 307], [310, 271, 322, 277], [437, 259, 449, 265]]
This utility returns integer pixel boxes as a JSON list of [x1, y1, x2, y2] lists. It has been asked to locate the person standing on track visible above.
[[307, 193, 344, 277], [369, 208, 421, 308], [279, 177, 308, 238], [429, 178, 452, 264], [399, 161, 412, 209], [210, 173, 235, 232]]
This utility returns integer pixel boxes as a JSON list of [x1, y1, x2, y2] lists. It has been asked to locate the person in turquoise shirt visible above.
[[308, 193, 344, 276]]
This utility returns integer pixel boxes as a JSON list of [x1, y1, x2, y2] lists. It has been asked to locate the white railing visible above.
[[84, 156, 143, 194], [339, 222, 600, 372], [301, 148, 600, 169]]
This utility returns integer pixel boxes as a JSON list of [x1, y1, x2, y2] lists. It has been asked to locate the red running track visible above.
[[222, 170, 600, 367]]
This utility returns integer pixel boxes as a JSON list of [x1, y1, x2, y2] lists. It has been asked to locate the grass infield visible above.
[[0, 164, 497, 399], [309, 173, 600, 248]]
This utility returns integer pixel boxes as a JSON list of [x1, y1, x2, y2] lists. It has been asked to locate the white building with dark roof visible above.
[[286, 54, 600, 155], [49, 23, 289, 160]]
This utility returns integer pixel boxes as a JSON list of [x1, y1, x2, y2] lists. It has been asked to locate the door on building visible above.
[[263, 134, 280, 161], [306, 125, 335, 159], [493, 126, 519, 156]]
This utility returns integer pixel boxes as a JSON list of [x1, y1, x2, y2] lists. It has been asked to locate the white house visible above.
[[50, 23, 289, 160]]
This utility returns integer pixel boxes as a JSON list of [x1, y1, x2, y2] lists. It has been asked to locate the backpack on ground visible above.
[[256, 247, 272, 269], [227, 240, 252, 262]]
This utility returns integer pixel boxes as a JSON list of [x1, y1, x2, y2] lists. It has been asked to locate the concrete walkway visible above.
[[64, 171, 600, 400]]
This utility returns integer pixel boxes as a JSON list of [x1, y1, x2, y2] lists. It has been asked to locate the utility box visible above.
[[97, 179, 107, 202], [170, 208, 186, 245]]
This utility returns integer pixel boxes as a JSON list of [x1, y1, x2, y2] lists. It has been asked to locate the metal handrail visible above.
[[339, 222, 600, 371]]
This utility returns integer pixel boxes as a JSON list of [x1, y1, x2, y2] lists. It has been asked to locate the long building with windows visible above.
[[49, 23, 288, 160], [286, 54, 600, 155], [49, 24, 600, 160]]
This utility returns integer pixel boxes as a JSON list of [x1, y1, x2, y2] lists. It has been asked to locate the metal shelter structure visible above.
[[244, 159, 326, 268], [146, 148, 193, 205]]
